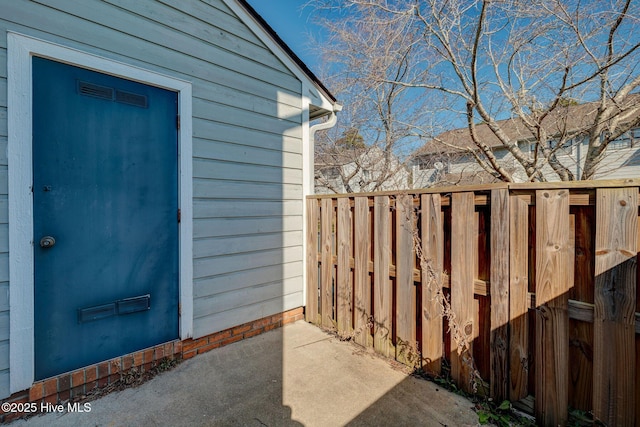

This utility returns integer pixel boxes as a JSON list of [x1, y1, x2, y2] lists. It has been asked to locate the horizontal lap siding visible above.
[[0, 0, 306, 394], [594, 145, 640, 180], [0, 28, 8, 395]]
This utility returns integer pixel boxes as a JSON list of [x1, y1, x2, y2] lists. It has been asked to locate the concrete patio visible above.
[[14, 321, 479, 426]]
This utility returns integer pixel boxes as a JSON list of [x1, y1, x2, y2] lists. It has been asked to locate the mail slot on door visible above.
[[78, 294, 151, 323]]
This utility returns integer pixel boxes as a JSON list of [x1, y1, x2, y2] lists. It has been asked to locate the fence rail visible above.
[[305, 179, 640, 427]]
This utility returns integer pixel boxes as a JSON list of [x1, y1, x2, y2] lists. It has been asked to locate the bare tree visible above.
[[311, 3, 459, 192], [313, 0, 640, 181]]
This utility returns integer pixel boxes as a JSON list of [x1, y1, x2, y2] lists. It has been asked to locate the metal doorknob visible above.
[[39, 236, 56, 248]]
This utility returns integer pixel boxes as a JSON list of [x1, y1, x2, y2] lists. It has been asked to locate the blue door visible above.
[[32, 57, 179, 380]]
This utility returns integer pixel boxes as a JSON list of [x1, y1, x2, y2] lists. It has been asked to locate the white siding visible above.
[[594, 144, 640, 180], [412, 140, 640, 186], [0, 0, 307, 397]]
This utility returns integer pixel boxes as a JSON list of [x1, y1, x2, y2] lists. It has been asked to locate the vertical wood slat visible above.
[[569, 207, 594, 411], [337, 198, 352, 335], [421, 194, 443, 375], [490, 189, 509, 401], [474, 210, 489, 381], [593, 188, 637, 426], [509, 194, 529, 401], [374, 196, 393, 358], [395, 194, 416, 365], [450, 192, 476, 393], [636, 211, 640, 425], [353, 197, 371, 347], [535, 189, 570, 427], [321, 198, 334, 328], [306, 199, 319, 324]]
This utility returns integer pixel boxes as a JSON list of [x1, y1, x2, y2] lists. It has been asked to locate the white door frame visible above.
[[7, 32, 193, 393]]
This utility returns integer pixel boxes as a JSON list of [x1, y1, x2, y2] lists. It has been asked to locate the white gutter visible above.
[[308, 104, 342, 195]]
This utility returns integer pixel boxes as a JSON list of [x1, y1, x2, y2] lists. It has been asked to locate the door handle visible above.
[[39, 236, 56, 248]]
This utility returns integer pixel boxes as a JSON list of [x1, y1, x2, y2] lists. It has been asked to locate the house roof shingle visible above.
[[417, 96, 640, 155]]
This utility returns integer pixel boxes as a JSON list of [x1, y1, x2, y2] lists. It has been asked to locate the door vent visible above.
[[116, 90, 148, 108], [78, 81, 114, 100]]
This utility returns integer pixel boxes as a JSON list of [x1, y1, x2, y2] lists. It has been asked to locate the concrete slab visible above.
[[13, 321, 479, 426]]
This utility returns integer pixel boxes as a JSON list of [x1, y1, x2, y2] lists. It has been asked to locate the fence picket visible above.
[[396, 195, 416, 366], [593, 188, 637, 425], [337, 198, 352, 335], [321, 198, 334, 328], [374, 196, 393, 358], [490, 189, 509, 401], [569, 207, 594, 411], [354, 197, 371, 347], [306, 199, 319, 324], [535, 189, 570, 426], [450, 192, 476, 393], [509, 194, 529, 401], [421, 194, 443, 375]]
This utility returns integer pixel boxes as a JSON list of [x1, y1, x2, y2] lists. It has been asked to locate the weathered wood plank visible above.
[[637, 214, 640, 424], [490, 189, 509, 401], [475, 209, 491, 382], [510, 178, 640, 190], [535, 189, 570, 427], [306, 199, 319, 324], [321, 198, 334, 328], [593, 188, 637, 426], [450, 192, 476, 394], [421, 194, 443, 375], [509, 194, 529, 401], [374, 196, 393, 357], [353, 197, 371, 347], [395, 195, 416, 366], [568, 207, 594, 412], [336, 198, 352, 335]]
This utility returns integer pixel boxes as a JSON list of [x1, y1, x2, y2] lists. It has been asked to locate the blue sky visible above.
[[245, 0, 324, 74]]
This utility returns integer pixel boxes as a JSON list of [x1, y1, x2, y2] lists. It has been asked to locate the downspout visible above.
[[301, 104, 340, 312], [308, 104, 342, 194]]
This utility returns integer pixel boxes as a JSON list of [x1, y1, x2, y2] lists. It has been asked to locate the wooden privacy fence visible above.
[[305, 179, 640, 427]]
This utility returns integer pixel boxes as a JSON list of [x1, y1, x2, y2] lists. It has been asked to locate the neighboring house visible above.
[[411, 101, 640, 187], [315, 146, 410, 194], [0, 0, 339, 402]]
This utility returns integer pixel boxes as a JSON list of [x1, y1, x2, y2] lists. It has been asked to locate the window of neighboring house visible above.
[[608, 131, 632, 150], [416, 156, 431, 170], [323, 167, 341, 180], [529, 138, 578, 156], [548, 138, 574, 155], [361, 169, 372, 181], [416, 156, 450, 172], [493, 148, 508, 160]]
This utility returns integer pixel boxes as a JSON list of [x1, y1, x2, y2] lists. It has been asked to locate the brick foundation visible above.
[[0, 307, 304, 423]]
